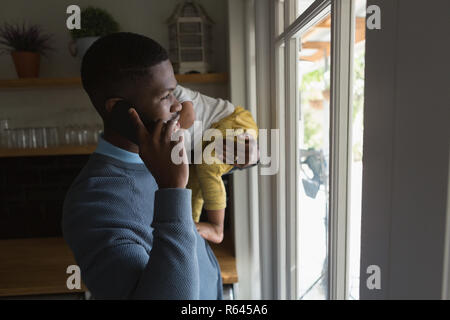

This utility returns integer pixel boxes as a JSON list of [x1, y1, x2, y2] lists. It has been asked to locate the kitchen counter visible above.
[[0, 235, 237, 297]]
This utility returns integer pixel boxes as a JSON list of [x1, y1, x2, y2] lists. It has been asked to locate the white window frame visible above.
[[230, 0, 356, 299], [329, 0, 354, 300], [271, 0, 355, 300]]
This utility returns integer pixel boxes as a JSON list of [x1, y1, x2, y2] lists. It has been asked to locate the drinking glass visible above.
[[63, 126, 72, 145], [28, 128, 37, 149], [16, 128, 27, 149], [6, 129, 17, 148], [79, 126, 88, 145], [86, 125, 98, 145], [0, 119, 9, 148], [36, 127, 48, 148], [69, 126, 79, 145], [47, 127, 60, 147], [95, 124, 103, 143]]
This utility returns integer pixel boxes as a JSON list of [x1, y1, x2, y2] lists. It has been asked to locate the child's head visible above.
[[81, 32, 181, 126]]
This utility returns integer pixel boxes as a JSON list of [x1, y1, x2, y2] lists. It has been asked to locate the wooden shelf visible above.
[[0, 77, 82, 89], [0, 236, 237, 297], [0, 73, 228, 89], [0, 237, 86, 297], [175, 72, 228, 84], [0, 145, 96, 158]]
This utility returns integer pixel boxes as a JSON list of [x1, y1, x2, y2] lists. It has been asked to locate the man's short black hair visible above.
[[81, 32, 169, 116]]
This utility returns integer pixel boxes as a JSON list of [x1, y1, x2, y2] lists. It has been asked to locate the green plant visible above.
[[300, 69, 324, 91], [0, 22, 53, 56], [302, 107, 323, 150], [351, 49, 365, 162], [300, 68, 328, 150], [352, 50, 365, 122], [70, 7, 119, 40]]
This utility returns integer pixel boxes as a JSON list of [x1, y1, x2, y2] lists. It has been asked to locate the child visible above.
[[173, 85, 258, 243]]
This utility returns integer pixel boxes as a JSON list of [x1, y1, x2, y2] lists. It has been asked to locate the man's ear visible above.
[[104, 98, 123, 113]]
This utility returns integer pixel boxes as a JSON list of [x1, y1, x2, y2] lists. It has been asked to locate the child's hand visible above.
[[216, 133, 259, 168]]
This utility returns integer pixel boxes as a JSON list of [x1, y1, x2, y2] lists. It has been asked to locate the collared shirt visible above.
[[94, 134, 144, 164]]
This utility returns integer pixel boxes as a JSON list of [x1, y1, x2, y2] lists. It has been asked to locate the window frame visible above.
[[329, 0, 355, 300], [272, 0, 355, 300]]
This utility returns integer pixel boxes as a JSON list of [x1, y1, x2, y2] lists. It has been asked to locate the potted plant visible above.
[[0, 22, 53, 78], [308, 93, 324, 110], [307, 82, 325, 110], [69, 6, 120, 59]]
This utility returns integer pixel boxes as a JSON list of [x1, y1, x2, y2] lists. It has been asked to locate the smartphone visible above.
[[108, 99, 180, 146], [107, 99, 140, 145]]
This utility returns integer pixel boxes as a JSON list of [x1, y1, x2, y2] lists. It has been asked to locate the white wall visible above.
[[360, 0, 450, 299], [0, 0, 229, 128]]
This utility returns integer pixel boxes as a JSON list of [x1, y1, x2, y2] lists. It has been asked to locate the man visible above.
[[62, 32, 223, 299]]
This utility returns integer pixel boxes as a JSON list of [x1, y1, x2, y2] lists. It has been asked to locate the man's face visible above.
[[131, 59, 181, 124]]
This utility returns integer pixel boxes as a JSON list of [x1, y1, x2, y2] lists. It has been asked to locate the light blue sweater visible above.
[[62, 141, 223, 299]]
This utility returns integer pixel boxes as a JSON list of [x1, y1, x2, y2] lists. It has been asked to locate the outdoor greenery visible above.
[[0, 22, 53, 56], [300, 66, 327, 150], [351, 49, 365, 161], [300, 49, 365, 161], [70, 7, 120, 39]]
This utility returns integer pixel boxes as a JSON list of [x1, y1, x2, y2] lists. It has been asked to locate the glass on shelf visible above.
[[0, 119, 9, 148], [47, 127, 59, 147], [1, 120, 103, 150], [61, 124, 102, 146], [36, 127, 48, 148], [1, 126, 63, 149], [16, 128, 27, 149], [28, 128, 37, 148], [79, 126, 89, 146], [63, 126, 71, 146], [5, 128, 17, 148], [91, 123, 103, 144]]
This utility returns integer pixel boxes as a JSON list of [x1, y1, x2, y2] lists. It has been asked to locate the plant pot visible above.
[[309, 99, 324, 110], [69, 36, 100, 59], [11, 51, 40, 78]]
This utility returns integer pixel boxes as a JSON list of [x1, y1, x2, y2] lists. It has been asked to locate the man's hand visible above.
[[129, 108, 188, 189], [215, 133, 259, 169]]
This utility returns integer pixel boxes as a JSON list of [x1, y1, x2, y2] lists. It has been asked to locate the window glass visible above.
[[296, 0, 316, 19], [296, 10, 331, 300]]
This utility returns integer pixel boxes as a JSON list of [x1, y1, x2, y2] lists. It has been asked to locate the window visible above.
[[296, 0, 317, 18], [273, 0, 364, 299], [297, 11, 331, 300]]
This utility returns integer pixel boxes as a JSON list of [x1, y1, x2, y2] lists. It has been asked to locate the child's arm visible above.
[[178, 101, 195, 129], [195, 209, 225, 244], [172, 85, 195, 129]]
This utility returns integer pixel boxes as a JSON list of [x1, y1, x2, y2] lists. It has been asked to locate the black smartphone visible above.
[[107, 99, 140, 145]]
